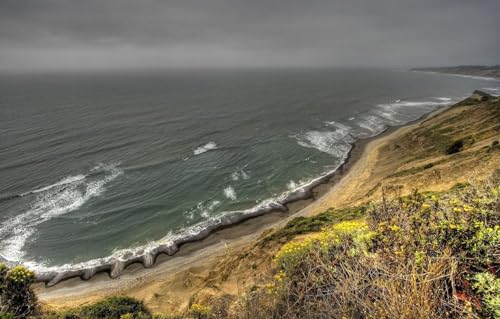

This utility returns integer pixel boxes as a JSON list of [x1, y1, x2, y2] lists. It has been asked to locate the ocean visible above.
[[0, 68, 498, 279]]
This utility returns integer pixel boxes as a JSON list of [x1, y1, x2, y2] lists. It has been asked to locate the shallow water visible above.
[[0, 68, 497, 272]]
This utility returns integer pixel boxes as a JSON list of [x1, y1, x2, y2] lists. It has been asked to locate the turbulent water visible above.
[[0, 69, 497, 274]]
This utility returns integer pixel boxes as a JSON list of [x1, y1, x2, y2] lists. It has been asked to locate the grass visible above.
[[258, 206, 367, 246], [221, 173, 500, 319]]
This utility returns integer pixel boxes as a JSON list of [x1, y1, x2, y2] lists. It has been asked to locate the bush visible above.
[[0, 312, 15, 319], [0, 265, 38, 318], [251, 176, 500, 318], [446, 140, 464, 154], [260, 206, 366, 245], [79, 296, 150, 319], [187, 304, 213, 319], [472, 272, 500, 318]]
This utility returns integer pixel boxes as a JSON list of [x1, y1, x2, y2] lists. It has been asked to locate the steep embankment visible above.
[[37, 92, 500, 315]]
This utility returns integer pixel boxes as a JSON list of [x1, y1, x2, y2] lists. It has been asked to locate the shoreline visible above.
[[410, 69, 500, 81], [35, 104, 451, 305]]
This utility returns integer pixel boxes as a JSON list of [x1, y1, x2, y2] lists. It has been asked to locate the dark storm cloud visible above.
[[0, 0, 499, 70]]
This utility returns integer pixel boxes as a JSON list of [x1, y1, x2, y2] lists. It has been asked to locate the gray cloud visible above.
[[0, 0, 499, 70]]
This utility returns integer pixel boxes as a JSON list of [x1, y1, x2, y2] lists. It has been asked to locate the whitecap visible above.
[[193, 142, 218, 155], [294, 121, 354, 157], [200, 211, 209, 218], [287, 180, 297, 190], [223, 186, 237, 200], [356, 115, 387, 136], [377, 100, 448, 108], [482, 87, 500, 93]]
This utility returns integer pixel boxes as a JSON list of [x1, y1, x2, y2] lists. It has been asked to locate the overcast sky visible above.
[[0, 0, 499, 70]]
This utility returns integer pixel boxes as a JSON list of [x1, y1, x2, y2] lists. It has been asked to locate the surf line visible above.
[[34, 146, 358, 287]]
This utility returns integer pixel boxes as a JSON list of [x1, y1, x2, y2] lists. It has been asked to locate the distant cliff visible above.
[[412, 65, 500, 79]]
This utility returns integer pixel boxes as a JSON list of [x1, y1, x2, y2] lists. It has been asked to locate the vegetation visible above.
[[446, 139, 464, 154], [3, 173, 496, 318], [259, 206, 366, 246], [231, 174, 499, 319], [0, 264, 37, 318]]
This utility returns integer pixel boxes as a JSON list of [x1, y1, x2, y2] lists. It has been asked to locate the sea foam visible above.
[[0, 163, 123, 264], [294, 121, 354, 158], [223, 186, 237, 200]]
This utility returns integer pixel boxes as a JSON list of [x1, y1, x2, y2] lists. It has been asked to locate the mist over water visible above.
[[0, 69, 495, 271]]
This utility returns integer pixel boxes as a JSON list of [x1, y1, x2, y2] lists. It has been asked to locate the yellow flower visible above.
[[463, 204, 474, 213]]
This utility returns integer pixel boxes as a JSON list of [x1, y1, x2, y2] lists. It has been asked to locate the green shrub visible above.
[[120, 313, 149, 319], [0, 312, 15, 319], [79, 296, 150, 319], [472, 272, 500, 318], [187, 304, 213, 319], [257, 176, 500, 318], [260, 206, 366, 245], [0, 264, 38, 318], [446, 140, 464, 154]]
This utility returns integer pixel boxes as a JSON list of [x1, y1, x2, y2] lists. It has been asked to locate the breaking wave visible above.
[[294, 121, 354, 158], [223, 186, 237, 200], [482, 87, 500, 93], [354, 98, 455, 137], [0, 163, 123, 263], [193, 142, 218, 155]]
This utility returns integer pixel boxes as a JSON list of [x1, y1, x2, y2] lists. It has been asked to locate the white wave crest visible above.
[[21, 175, 87, 196], [368, 99, 454, 129], [294, 124, 353, 157], [223, 186, 237, 200], [196, 200, 221, 218], [0, 164, 123, 263], [378, 100, 450, 109], [482, 87, 500, 92], [294, 121, 354, 157], [193, 142, 218, 155], [356, 115, 387, 136], [24, 197, 282, 275]]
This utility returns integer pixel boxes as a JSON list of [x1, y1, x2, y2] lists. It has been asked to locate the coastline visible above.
[[410, 69, 500, 81], [34, 104, 452, 308]]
